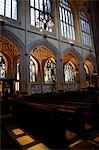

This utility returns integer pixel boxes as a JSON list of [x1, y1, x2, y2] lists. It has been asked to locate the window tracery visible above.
[[15, 62, 20, 91], [44, 59, 56, 82], [30, 58, 36, 82], [80, 9, 92, 46], [0, 0, 17, 20], [30, 0, 53, 32], [64, 62, 75, 82], [59, 0, 75, 40]]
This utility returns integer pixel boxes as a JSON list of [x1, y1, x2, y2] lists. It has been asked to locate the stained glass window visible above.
[[80, 10, 92, 46], [44, 59, 56, 82], [16, 62, 20, 80], [30, 59, 36, 82], [64, 62, 75, 82], [0, 0, 4, 16], [0, 56, 6, 79], [15, 62, 20, 91], [30, 0, 53, 32], [0, 0, 17, 20], [59, 0, 75, 40]]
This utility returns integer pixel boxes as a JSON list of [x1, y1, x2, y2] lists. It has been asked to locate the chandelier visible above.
[[36, 3, 54, 32]]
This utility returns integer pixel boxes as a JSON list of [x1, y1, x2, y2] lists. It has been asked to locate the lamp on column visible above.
[[36, 3, 54, 32]]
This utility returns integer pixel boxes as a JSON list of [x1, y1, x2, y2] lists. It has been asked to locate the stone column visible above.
[[19, 52, 29, 95], [79, 61, 86, 90], [56, 58, 64, 92], [38, 61, 43, 83], [19, 0, 30, 95], [38, 62, 44, 92]]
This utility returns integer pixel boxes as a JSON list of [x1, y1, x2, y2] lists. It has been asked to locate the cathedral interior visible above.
[[0, 0, 99, 149]]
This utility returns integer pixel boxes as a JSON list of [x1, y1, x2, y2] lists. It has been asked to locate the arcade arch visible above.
[[84, 58, 96, 88], [62, 53, 80, 84], [0, 35, 19, 95]]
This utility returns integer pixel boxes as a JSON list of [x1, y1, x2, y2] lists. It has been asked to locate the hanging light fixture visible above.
[[36, 3, 54, 32]]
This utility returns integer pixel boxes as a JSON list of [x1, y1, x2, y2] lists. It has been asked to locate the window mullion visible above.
[[11, 0, 12, 18], [80, 10, 92, 46], [60, 0, 75, 39], [67, 10, 70, 38], [4, 0, 6, 16]]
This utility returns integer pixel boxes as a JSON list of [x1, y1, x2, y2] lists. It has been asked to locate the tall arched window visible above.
[[80, 10, 92, 46], [0, 56, 6, 79], [59, 0, 75, 40], [64, 62, 75, 82], [44, 59, 56, 83], [0, 0, 17, 20], [30, 0, 53, 32], [30, 57, 37, 82]]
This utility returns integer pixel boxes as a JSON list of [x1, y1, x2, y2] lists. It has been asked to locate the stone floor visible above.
[[1, 114, 99, 150], [1, 115, 49, 150]]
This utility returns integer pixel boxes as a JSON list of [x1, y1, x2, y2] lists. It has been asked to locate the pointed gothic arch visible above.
[[27, 39, 61, 61], [61, 46, 83, 63]]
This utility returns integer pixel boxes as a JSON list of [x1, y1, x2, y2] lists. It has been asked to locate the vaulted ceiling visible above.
[[31, 46, 54, 63], [0, 35, 18, 59]]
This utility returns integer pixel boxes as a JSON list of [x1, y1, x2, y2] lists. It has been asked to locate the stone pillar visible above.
[[10, 59, 15, 79], [19, 52, 29, 95], [38, 61, 43, 83], [56, 58, 64, 92], [79, 61, 86, 90]]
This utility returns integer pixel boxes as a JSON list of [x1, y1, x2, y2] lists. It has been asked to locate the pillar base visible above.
[[80, 81, 86, 91]]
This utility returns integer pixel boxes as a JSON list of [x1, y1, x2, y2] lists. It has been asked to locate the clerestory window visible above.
[[30, 0, 53, 32], [0, 0, 17, 20], [80, 9, 92, 46], [59, 0, 75, 40]]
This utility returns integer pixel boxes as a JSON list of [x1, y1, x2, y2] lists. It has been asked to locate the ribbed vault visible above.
[[0, 35, 18, 58], [30, 46, 54, 63]]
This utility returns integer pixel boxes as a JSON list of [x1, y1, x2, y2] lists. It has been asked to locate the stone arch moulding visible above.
[[84, 54, 96, 67], [1, 28, 26, 84], [27, 39, 61, 61], [1, 28, 25, 54], [61, 46, 83, 63]]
